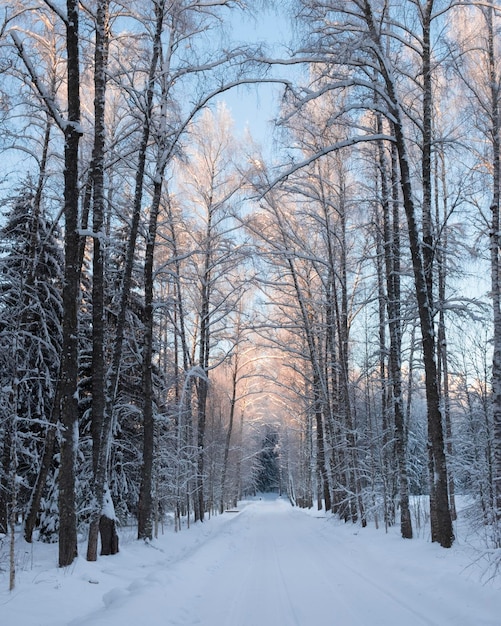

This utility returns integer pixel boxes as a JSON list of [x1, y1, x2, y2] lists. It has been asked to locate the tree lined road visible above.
[[72, 497, 500, 626], [4, 0, 501, 577]]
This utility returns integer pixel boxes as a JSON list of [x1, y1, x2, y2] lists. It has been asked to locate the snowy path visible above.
[[2, 496, 501, 625]]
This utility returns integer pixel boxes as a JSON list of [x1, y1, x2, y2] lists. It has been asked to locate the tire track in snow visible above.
[[269, 528, 302, 626], [167, 500, 442, 626], [294, 517, 437, 625], [206, 501, 302, 626]]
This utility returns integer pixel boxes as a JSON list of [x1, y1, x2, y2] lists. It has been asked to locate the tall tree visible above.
[[12, 0, 85, 566], [176, 105, 247, 521], [246, 177, 334, 512], [57, 0, 82, 567], [284, 0, 454, 546], [483, 0, 501, 538], [377, 126, 413, 539], [86, 0, 118, 561], [451, 0, 501, 541]]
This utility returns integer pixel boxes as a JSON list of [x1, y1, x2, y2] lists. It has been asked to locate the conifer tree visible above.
[[0, 189, 63, 539]]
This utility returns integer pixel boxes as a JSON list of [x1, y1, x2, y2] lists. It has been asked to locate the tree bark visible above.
[[377, 119, 412, 539], [96, 0, 165, 542], [58, 0, 82, 567], [195, 320, 210, 522], [485, 4, 501, 531], [86, 0, 119, 562], [138, 177, 163, 540], [362, 0, 453, 547], [219, 346, 240, 515], [435, 148, 457, 522], [0, 412, 13, 535], [138, 16, 176, 538]]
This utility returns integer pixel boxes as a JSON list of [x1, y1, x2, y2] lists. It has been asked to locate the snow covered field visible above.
[[1, 496, 500, 625]]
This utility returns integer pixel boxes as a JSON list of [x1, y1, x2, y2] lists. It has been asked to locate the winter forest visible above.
[[1, 0, 501, 599]]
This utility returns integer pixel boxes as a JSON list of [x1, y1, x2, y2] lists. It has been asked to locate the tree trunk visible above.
[[195, 372, 209, 522], [447, 0, 501, 538], [375, 194, 392, 531], [362, 0, 453, 547], [103, 0, 165, 446], [12, 0, 83, 567], [420, 0, 452, 544], [100, 512, 119, 555], [138, 177, 163, 540], [485, 3, 501, 537], [138, 18, 176, 536], [220, 351, 239, 514], [338, 195, 364, 525], [58, 0, 82, 568], [377, 119, 412, 539], [0, 412, 13, 535], [87, 0, 117, 562], [95, 0, 165, 542], [435, 148, 457, 522], [195, 208, 213, 522], [314, 383, 331, 512], [8, 406, 17, 591], [395, 113, 452, 547]]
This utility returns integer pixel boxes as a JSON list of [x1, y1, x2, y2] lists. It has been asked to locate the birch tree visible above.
[[247, 177, 335, 512], [10, 0, 89, 565], [86, 0, 118, 561], [284, 0, 454, 546], [451, 1, 501, 540], [175, 105, 249, 521]]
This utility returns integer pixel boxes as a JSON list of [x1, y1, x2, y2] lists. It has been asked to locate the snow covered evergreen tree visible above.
[[256, 427, 280, 493], [0, 189, 63, 538]]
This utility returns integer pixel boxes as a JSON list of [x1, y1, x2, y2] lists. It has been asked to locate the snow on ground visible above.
[[1, 495, 500, 626]]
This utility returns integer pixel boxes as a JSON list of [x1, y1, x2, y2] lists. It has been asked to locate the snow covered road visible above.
[[3, 496, 501, 625]]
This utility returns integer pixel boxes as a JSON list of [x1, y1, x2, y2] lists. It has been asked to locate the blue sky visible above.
[[217, 4, 296, 149]]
